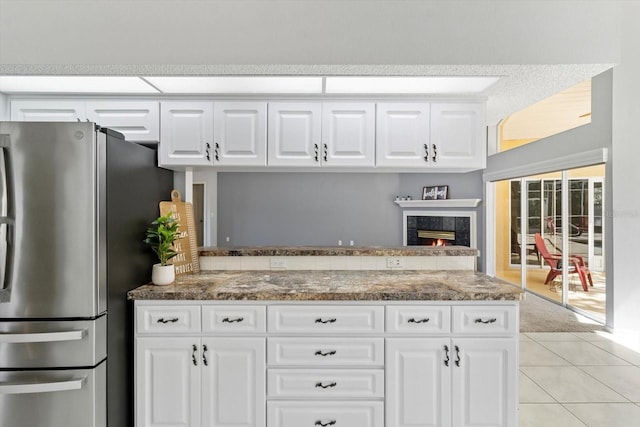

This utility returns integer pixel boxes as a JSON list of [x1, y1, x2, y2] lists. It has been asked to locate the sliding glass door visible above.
[[494, 164, 606, 322]]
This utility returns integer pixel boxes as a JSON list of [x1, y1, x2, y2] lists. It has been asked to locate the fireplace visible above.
[[404, 211, 476, 248]]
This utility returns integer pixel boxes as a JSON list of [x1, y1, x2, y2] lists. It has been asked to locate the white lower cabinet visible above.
[[202, 338, 266, 427], [136, 337, 202, 427], [135, 302, 518, 427], [451, 338, 518, 427], [386, 338, 451, 427], [135, 305, 266, 427], [267, 401, 384, 427]]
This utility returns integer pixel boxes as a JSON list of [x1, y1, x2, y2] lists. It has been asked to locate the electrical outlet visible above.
[[270, 258, 287, 268], [386, 257, 404, 268]]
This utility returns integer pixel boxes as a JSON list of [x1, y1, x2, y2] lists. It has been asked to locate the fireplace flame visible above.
[[432, 239, 447, 247]]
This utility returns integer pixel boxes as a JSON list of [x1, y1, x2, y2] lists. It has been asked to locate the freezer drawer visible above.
[[0, 362, 106, 427], [0, 316, 106, 369]]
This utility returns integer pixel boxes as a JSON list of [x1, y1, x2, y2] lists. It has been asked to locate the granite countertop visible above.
[[128, 270, 523, 301], [199, 246, 478, 257]]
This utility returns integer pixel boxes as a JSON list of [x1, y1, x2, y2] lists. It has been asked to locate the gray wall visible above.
[[216, 170, 484, 267]]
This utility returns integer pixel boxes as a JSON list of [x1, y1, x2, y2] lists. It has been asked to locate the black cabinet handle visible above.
[[423, 143, 429, 162], [315, 318, 337, 324], [315, 382, 337, 389], [455, 345, 461, 367], [314, 143, 319, 162], [444, 345, 450, 367], [323, 143, 328, 162], [315, 421, 336, 426], [157, 317, 179, 324], [202, 344, 208, 366], [213, 143, 219, 161], [432, 143, 437, 162], [192, 344, 198, 366], [206, 143, 211, 161], [474, 318, 497, 324], [222, 317, 244, 323], [408, 317, 430, 324], [315, 350, 336, 357]]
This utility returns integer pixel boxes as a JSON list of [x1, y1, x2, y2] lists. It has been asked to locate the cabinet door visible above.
[[86, 101, 159, 142], [430, 102, 485, 170], [201, 338, 266, 427], [386, 338, 451, 427], [268, 102, 321, 167], [11, 100, 85, 122], [160, 101, 214, 166], [451, 338, 517, 427], [212, 102, 267, 166], [322, 102, 375, 167], [376, 102, 430, 167], [136, 337, 201, 427]]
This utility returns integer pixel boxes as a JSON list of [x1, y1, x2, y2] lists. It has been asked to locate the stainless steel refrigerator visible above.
[[0, 121, 174, 427]]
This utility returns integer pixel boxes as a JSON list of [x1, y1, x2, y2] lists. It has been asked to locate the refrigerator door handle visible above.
[[0, 134, 14, 295], [0, 329, 86, 344], [0, 377, 86, 394]]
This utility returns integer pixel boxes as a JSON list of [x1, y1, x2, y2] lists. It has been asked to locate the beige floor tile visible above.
[[563, 403, 640, 427], [520, 371, 556, 402], [520, 341, 571, 366], [540, 341, 631, 366], [589, 340, 640, 365], [520, 367, 628, 403], [519, 404, 587, 427], [527, 332, 585, 341], [580, 366, 640, 402]]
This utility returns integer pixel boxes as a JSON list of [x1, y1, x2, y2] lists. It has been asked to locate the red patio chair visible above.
[[534, 233, 593, 292]]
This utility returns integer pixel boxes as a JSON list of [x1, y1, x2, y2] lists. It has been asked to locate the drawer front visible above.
[[202, 305, 266, 333], [268, 306, 384, 334], [386, 305, 451, 334], [268, 401, 383, 427], [452, 305, 518, 335], [136, 305, 200, 334], [268, 338, 384, 367], [268, 369, 384, 398]]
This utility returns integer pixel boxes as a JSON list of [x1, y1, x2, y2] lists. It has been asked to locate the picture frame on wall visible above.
[[422, 185, 449, 200]]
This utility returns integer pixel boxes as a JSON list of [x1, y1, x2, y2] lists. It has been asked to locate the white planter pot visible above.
[[151, 263, 175, 286]]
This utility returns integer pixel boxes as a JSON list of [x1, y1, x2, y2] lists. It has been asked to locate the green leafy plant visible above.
[[144, 213, 179, 266]]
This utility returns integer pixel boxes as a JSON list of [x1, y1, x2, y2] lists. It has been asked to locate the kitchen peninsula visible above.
[[129, 246, 522, 427]]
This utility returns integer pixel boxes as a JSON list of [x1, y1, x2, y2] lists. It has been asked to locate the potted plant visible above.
[[144, 212, 179, 285]]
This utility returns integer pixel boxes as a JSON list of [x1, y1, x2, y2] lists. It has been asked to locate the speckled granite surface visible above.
[[199, 246, 478, 257], [128, 270, 522, 301]]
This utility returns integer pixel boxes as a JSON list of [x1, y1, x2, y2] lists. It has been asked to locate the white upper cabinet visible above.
[[10, 99, 160, 142], [268, 102, 322, 167], [322, 102, 375, 167], [11, 99, 85, 122], [86, 101, 159, 142], [213, 102, 267, 166], [430, 102, 485, 170], [376, 102, 431, 167], [160, 101, 214, 167]]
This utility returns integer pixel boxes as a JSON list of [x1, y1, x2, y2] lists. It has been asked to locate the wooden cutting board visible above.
[[159, 189, 200, 275]]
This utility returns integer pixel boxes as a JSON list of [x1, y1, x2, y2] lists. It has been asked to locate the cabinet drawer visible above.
[[452, 305, 517, 335], [202, 305, 266, 333], [386, 305, 451, 334], [268, 305, 384, 334], [267, 401, 383, 427], [268, 338, 384, 367], [136, 305, 200, 334], [268, 369, 384, 399]]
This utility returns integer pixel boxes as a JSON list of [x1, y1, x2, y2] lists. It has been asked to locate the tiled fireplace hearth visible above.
[[403, 210, 477, 248]]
